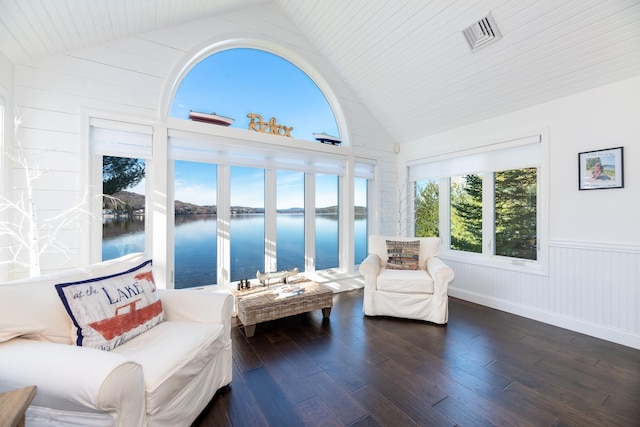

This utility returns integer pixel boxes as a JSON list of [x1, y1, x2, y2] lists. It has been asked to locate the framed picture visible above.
[[578, 146, 624, 190]]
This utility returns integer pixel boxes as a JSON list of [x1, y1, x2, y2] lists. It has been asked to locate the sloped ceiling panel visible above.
[[0, 0, 266, 63], [276, 0, 640, 142], [1, 0, 640, 143]]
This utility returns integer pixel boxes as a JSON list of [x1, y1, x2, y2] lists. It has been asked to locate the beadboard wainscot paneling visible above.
[[8, 2, 398, 278], [447, 240, 640, 349]]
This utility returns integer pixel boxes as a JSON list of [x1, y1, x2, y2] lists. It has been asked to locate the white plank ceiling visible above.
[[1, 0, 639, 143]]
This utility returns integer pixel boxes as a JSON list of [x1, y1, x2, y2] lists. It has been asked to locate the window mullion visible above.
[[217, 164, 231, 286], [482, 173, 495, 255], [440, 177, 451, 250], [304, 173, 316, 272], [264, 169, 277, 272]]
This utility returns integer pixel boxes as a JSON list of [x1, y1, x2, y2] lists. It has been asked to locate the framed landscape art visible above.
[[578, 146, 624, 190]]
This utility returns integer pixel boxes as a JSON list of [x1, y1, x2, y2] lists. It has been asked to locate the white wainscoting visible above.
[[447, 240, 640, 349]]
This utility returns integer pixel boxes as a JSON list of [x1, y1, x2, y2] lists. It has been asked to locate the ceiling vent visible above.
[[463, 13, 501, 51]]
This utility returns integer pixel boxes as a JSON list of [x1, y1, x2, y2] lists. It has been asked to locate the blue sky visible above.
[[172, 48, 339, 141], [172, 164, 343, 208], [134, 48, 360, 208]]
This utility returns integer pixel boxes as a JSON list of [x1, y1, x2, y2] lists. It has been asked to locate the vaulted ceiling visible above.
[[1, 0, 639, 143]]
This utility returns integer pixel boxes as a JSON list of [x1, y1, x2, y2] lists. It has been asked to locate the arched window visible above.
[[100, 47, 372, 289], [171, 48, 340, 143], [167, 48, 352, 288]]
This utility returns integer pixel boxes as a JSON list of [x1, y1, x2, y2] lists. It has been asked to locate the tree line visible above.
[[415, 168, 537, 260]]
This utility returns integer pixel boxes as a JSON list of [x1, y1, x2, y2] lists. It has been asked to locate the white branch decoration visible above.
[[397, 179, 410, 237], [0, 114, 93, 277]]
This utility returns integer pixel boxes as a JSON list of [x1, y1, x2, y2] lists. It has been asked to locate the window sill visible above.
[[440, 251, 549, 276]]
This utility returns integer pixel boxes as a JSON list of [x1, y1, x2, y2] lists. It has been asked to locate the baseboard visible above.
[[449, 287, 640, 350]]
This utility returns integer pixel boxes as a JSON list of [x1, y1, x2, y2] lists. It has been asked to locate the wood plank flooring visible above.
[[194, 289, 640, 426]]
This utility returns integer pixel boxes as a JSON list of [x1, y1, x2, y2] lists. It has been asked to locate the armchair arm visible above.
[[358, 254, 381, 278], [158, 289, 233, 339], [425, 257, 455, 297], [0, 338, 145, 425]]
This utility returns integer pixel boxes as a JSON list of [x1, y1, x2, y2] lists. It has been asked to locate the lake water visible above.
[[103, 214, 367, 289]]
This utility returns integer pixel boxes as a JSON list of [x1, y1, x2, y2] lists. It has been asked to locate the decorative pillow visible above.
[[386, 240, 420, 270], [55, 259, 165, 351]]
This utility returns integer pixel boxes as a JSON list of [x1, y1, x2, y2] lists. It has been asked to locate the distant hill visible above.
[[103, 191, 145, 210], [105, 192, 366, 216], [105, 191, 216, 215], [175, 200, 216, 215]]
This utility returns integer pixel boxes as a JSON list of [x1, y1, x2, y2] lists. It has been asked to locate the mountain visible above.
[[105, 193, 365, 216], [104, 191, 145, 210], [175, 200, 216, 215], [105, 191, 216, 215]]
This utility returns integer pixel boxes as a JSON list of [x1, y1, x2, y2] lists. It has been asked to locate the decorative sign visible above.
[[247, 113, 294, 137]]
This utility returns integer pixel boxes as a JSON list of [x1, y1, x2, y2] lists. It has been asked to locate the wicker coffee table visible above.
[[232, 281, 333, 337]]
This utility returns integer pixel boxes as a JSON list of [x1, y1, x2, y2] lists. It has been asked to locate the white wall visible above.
[[400, 76, 640, 349], [0, 51, 14, 280], [0, 52, 12, 98], [3, 3, 397, 279]]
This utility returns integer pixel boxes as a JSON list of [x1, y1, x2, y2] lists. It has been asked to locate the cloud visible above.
[[175, 182, 217, 206]]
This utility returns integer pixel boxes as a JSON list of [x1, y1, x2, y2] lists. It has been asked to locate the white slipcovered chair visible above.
[[358, 235, 454, 324]]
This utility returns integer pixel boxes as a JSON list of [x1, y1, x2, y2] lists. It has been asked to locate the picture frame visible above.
[[578, 146, 624, 190]]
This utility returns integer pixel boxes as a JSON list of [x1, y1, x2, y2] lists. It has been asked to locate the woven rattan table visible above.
[[232, 281, 333, 337]]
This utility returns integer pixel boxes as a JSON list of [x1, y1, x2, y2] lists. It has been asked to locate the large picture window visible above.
[[230, 166, 265, 281], [168, 47, 353, 286], [277, 170, 305, 271], [90, 47, 373, 288], [91, 118, 152, 262], [315, 174, 339, 270], [410, 134, 545, 272], [167, 128, 369, 287], [450, 174, 483, 254], [354, 177, 368, 264], [495, 167, 537, 260], [174, 161, 217, 288], [102, 156, 146, 261], [414, 179, 439, 238]]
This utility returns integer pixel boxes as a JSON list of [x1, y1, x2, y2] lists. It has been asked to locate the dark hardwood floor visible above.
[[194, 289, 640, 426]]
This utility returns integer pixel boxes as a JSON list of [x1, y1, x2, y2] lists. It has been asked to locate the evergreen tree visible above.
[[103, 156, 145, 195], [450, 174, 482, 253], [495, 168, 537, 260], [415, 180, 439, 237]]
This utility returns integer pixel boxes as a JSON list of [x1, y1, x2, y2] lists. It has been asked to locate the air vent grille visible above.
[[464, 13, 502, 51]]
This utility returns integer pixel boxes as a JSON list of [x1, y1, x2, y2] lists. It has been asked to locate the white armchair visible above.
[[358, 235, 454, 324]]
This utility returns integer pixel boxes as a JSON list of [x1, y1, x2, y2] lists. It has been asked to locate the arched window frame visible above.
[[86, 41, 376, 290], [162, 42, 369, 288], [162, 39, 350, 147]]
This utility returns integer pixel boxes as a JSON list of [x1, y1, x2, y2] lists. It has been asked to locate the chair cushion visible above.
[[55, 259, 165, 351], [111, 320, 225, 416], [369, 235, 441, 269], [386, 240, 420, 270], [377, 269, 434, 294]]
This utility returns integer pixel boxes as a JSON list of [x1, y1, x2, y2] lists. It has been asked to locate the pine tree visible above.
[[450, 174, 483, 253], [495, 168, 537, 260], [102, 156, 145, 195], [414, 180, 439, 237]]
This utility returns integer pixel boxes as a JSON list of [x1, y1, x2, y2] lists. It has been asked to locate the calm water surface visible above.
[[103, 214, 367, 288]]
